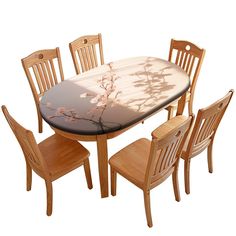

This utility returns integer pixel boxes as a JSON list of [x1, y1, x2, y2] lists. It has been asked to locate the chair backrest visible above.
[[69, 33, 104, 74], [185, 90, 234, 158], [145, 115, 193, 189], [168, 39, 205, 94], [2, 105, 49, 179], [21, 48, 64, 101]]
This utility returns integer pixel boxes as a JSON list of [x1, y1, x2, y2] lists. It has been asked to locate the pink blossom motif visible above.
[[56, 107, 66, 114], [107, 86, 116, 94], [46, 106, 79, 123], [90, 95, 100, 104], [43, 62, 122, 131], [80, 92, 95, 98], [86, 106, 99, 115], [80, 62, 121, 115], [80, 93, 88, 98], [46, 102, 52, 107], [97, 96, 108, 107]]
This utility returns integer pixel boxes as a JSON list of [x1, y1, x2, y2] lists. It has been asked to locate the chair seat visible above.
[[39, 134, 89, 181], [109, 138, 151, 189]]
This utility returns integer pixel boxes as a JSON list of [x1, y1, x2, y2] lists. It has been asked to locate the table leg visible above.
[[176, 92, 187, 115], [96, 134, 109, 198]]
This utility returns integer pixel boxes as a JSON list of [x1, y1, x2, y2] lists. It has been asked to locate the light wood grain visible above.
[[2, 105, 93, 216], [181, 90, 234, 194], [21, 48, 64, 133], [69, 33, 104, 74], [96, 134, 109, 198], [166, 39, 205, 119], [109, 115, 193, 227]]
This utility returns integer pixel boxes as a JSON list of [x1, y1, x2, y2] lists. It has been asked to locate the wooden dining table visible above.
[[40, 56, 190, 198]]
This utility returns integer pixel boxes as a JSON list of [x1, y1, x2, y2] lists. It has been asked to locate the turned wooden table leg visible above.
[[96, 134, 109, 198]]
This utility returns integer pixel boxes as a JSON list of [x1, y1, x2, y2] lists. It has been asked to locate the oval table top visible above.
[[40, 56, 190, 135]]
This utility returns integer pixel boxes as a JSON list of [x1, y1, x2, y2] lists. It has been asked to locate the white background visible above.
[[0, 0, 235, 235]]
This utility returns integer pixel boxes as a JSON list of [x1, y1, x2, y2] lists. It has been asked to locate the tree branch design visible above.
[[126, 57, 175, 111], [42, 63, 122, 132]]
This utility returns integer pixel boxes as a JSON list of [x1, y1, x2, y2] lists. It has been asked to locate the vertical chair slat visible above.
[[185, 54, 193, 75], [35, 64, 47, 92], [79, 48, 85, 71], [78, 49, 86, 72], [41, 62, 50, 90], [85, 46, 92, 70], [201, 116, 216, 142], [182, 53, 189, 72], [81, 47, 89, 72], [160, 145, 171, 172], [92, 44, 98, 67], [89, 46, 95, 68], [45, 61, 54, 87], [188, 56, 196, 78], [84, 47, 90, 71], [163, 143, 175, 170], [32, 65, 44, 94], [178, 51, 185, 67], [201, 117, 215, 142], [175, 50, 181, 65], [196, 119, 208, 144], [49, 59, 58, 85], [181, 52, 187, 69], [202, 114, 218, 141], [167, 139, 181, 167], [154, 148, 165, 175], [74, 52, 81, 74]]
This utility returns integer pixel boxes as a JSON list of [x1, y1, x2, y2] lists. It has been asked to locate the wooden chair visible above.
[[109, 115, 193, 227], [21, 48, 64, 133], [181, 90, 234, 194], [2, 105, 93, 216], [69, 33, 104, 74], [166, 39, 206, 119]]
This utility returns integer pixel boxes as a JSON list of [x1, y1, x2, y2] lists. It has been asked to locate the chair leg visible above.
[[143, 190, 153, 227], [184, 159, 191, 194], [207, 141, 213, 173], [172, 165, 181, 202], [83, 159, 93, 189], [26, 162, 32, 191], [45, 180, 53, 216], [110, 166, 117, 196], [167, 106, 175, 120]]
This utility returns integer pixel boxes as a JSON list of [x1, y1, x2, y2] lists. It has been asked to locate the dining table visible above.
[[40, 56, 190, 198]]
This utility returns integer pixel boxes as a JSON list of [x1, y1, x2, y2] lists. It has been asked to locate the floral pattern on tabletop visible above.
[[42, 63, 123, 132], [126, 57, 175, 111], [40, 57, 189, 134]]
